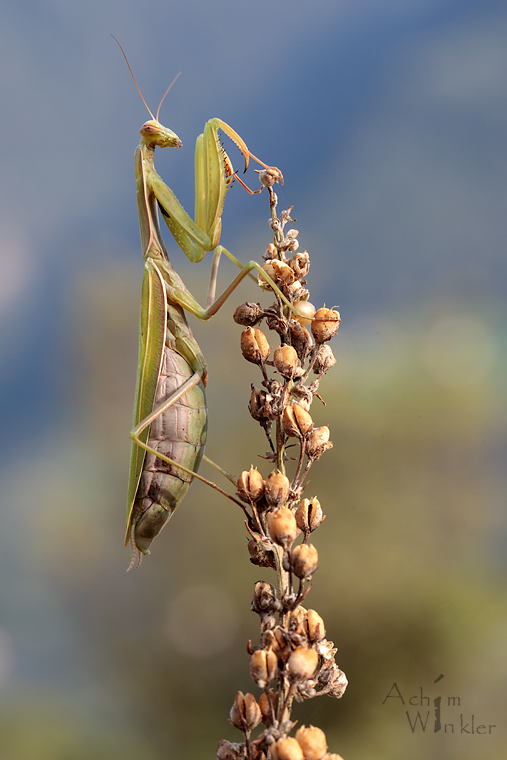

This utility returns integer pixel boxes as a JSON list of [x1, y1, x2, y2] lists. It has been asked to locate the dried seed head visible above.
[[229, 691, 262, 732], [295, 497, 325, 534], [237, 467, 265, 503], [233, 302, 264, 326], [271, 737, 304, 760], [322, 755, 345, 760], [311, 307, 341, 343], [313, 344, 337, 374], [305, 609, 326, 642], [292, 299, 315, 326], [289, 251, 310, 279], [306, 427, 333, 460], [249, 648, 279, 688], [241, 327, 271, 364], [295, 726, 328, 760], [267, 507, 299, 549], [259, 689, 279, 726], [264, 471, 290, 507], [252, 581, 277, 614], [216, 739, 244, 760], [291, 543, 319, 579], [274, 345, 299, 378], [287, 646, 319, 681]]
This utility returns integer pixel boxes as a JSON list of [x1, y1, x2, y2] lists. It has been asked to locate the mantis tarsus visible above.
[[115, 40, 298, 570]]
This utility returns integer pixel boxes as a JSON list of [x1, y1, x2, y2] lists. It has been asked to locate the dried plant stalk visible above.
[[217, 186, 346, 760]]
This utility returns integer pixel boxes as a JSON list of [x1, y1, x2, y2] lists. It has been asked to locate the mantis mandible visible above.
[[114, 40, 297, 569]]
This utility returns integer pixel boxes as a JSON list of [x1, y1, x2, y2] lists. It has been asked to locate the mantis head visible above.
[[140, 120, 182, 149]]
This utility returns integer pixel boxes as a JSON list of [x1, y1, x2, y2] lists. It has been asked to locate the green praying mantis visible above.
[[114, 40, 300, 570]]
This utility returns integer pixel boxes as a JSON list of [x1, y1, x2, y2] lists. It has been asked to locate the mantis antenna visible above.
[[111, 34, 179, 122]]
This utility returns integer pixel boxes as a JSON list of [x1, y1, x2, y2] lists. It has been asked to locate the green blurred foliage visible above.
[[1, 261, 506, 760]]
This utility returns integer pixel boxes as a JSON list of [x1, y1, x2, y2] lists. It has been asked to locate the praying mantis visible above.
[[115, 40, 298, 569]]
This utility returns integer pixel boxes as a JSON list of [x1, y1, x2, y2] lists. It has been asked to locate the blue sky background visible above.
[[0, 1, 506, 758]]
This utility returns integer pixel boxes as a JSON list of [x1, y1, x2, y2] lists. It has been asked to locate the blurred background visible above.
[[1, 1, 506, 758]]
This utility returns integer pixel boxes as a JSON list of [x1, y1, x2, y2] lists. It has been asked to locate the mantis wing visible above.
[[125, 260, 167, 545]]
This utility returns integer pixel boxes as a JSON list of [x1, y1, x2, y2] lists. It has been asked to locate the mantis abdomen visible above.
[[132, 346, 207, 555]]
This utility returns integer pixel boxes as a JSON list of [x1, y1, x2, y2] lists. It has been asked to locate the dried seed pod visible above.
[[271, 737, 304, 760], [260, 259, 296, 287], [248, 537, 276, 569], [286, 280, 309, 302], [288, 606, 307, 636], [313, 344, 336, 374], [289, 250, 310, 279], [233, 302, 264, 326], [289, 320, 313, 360], [274, 345, 299, 378], [305, 610, 326, 642], [267, 507, 298, 549], [216, 739, 244, 760], [295, 497, 325, 534], [295, 726, 328, 760], [282, 237, 299, 253], [291, 543, 319, 579], [249, 648, 279, 688], [259, 689, 279, 726], [241, 327, 271, 364], [287, 646, 319, 681], [311, 307, 341, 343], [229, 691, 262, 732], [237, 467, 265, 503], [268, 625, 291, 658], [306, 427, 333, 460], [257, 166, 283, 188], [282, 404, 314, 438], [264, 471, 290, 507], [251, 581, 277, 614], [322, 755, 345, 760], [248, 386, 275, 424], [292, 299, 315, 326]]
